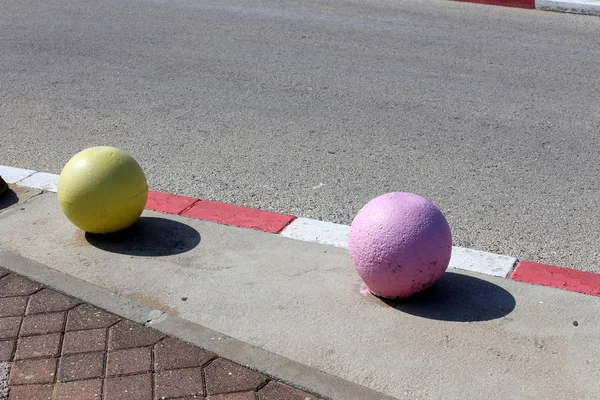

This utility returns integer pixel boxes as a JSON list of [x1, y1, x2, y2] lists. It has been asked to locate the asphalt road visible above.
[[1, 0, 599, 272]]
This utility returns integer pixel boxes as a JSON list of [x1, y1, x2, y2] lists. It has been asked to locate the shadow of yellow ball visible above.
[[57, 146, 148, 234]]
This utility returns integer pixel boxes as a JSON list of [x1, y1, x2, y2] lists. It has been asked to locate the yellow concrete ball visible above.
[[57, 146, 148, 234]]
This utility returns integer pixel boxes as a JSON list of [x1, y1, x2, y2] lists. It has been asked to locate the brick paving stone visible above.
[[258, 381, 316, 400], [62, 328, 106, 355], [14, 333, 61, 360], [66, 304, 120, 331], [19, 312, 65, 336], [210, 392, 257, 400], [54, 379, 103, 400], [0, 296, 28, 317], [0, 317, 21, 340], [154, 367, 205, 399], [58, 352, 104, 382], [108, 320, 165, 350], [0, 275, 41, 298], [0, 275, 322, 400], [7, 383, 53, 400], [0, 340, 15, 362], [205, 359, 267, 396], [104, 373, 152, 400], [26, 289, 80, 315], [154, 336, 215, 371], [9, 358, 57, 385], [106, 346, 152, 377]]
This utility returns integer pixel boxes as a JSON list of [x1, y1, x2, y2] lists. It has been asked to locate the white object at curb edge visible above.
[[536, 0, 600, 15]]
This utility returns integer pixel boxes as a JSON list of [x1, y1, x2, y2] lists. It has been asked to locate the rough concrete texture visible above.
[[0, 362, 9, 400], [0, 193, 599, 399]]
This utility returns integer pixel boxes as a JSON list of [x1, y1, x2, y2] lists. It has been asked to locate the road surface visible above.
[[1, 0, 599, 271]]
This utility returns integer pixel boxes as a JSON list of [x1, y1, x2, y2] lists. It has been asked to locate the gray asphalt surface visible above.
[[1, 0, 599, 272]]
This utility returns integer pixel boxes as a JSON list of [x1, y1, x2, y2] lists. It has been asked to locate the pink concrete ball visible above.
[[349, 192, 452, 299]]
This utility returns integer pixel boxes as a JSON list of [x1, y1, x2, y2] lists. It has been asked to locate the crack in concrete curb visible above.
[[144, 310, 166, 325]]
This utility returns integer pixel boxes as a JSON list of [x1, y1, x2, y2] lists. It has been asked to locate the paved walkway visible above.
[[0, 268, 318, 400]]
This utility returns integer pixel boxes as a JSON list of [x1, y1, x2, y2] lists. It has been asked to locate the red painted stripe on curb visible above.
[[181, 200, 296, 234], [146, 191, 199, 215], [510, 261, 600, 296], [455, 0, 534, 9]]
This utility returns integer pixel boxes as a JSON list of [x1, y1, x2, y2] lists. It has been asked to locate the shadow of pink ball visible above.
[[349, 192, 452, 299]]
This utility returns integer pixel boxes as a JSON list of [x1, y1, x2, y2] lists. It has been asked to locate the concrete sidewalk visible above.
[[1, 188, 599, 399]]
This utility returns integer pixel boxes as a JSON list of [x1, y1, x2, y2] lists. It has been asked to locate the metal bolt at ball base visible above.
[[57, 146, 149, 234], [349, 192, 452, 300]]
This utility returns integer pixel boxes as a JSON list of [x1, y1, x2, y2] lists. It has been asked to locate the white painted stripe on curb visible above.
[[18, 172, 59, 192], [0, 362, 10, 400], [280, 217, 351, 248], [0, 165, 36, 184], [536, 0, 600, 14], [449, 246, 516, 278]]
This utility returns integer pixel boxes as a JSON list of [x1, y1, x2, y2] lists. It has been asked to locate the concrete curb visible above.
[[0, 250, 397, 400], [456, 0, 535, 9], [2, 164, 600, 297], [455, 0, 600, 15]]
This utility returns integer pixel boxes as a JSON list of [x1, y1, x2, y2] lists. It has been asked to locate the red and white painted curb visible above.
[[456, 0, 600, 15], [2, 165, 600, 297]]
